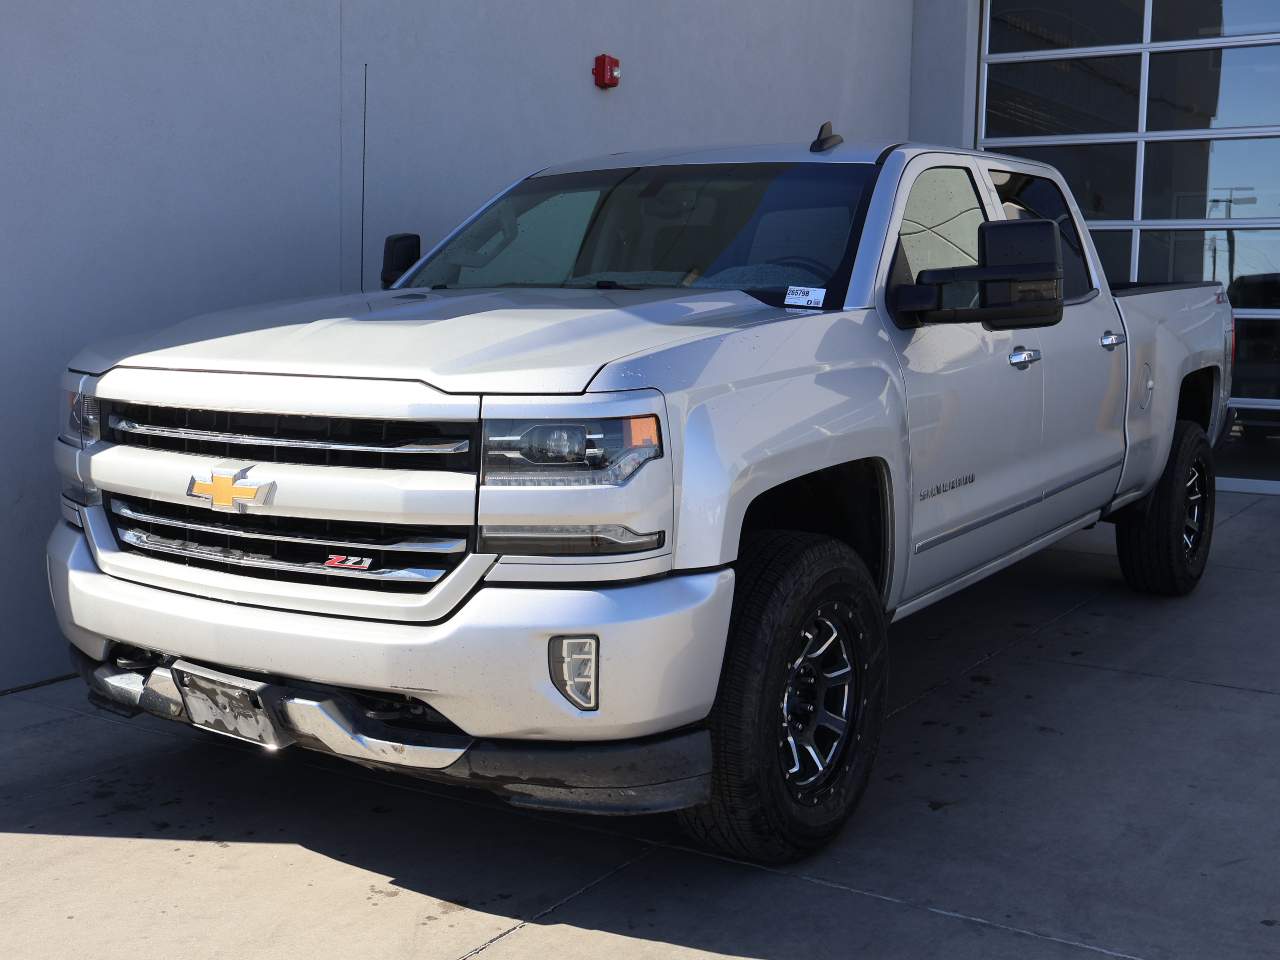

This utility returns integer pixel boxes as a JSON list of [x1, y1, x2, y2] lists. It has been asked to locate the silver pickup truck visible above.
[[48, 128, 1232, 863]]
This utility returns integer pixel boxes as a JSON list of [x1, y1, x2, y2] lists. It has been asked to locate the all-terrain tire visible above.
[[678, 531, 887, 864], [1115, 420, 1215, 596]]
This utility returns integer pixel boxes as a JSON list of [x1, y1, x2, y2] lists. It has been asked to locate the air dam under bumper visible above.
[[71, 647, 711, 814]]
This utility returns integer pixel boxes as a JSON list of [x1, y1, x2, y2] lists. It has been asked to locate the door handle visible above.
[[1008, 347, 1042, 369], [1100, 331, 1127, 350]]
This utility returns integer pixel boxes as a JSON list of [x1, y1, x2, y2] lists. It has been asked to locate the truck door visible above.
[[981, 161, 1128, 526], [876, 157, 1047, 601]]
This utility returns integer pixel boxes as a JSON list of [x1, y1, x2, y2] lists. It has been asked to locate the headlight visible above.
[[482, 415, 661, 486], [59, 390, 100, 449]]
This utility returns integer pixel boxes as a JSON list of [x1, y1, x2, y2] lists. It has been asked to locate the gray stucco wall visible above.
[[908, 0, 982, 148], [2, 1, 918, 688]]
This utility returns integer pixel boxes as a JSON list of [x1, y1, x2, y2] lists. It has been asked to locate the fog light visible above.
[[549, 635, 598, 711]]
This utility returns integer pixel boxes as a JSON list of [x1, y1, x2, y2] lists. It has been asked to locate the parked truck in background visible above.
[[48, 129, 1232, 863]]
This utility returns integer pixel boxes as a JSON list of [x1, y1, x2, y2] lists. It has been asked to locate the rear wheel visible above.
[[1115, 420, 1215, 596], [678, 531, 887, 864]]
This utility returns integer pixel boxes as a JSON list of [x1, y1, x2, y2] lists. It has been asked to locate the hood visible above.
[[71, 287, 799, 394]]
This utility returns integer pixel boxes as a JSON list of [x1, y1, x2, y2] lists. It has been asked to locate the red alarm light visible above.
[[593, 54, 620, 89]]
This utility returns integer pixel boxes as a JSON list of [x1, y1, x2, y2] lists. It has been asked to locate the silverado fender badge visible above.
[[324, 555, 373, 571], [919, 473, 976, 502], [186, 467, 275, 513]]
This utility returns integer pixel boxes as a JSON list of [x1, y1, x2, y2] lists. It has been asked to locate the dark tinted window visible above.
[[991, 170, 1094, 298], [1138, 229, 1280, 307], [989, 0, 1143, 53], [1000, 143, 1136, 219], [986, 57, 1141, 137], [1148, 45, 1280, 130], [1143, 139, 1280, 219], [1090, 230, 1132, 285], [1152, 0, 1280, 41], [1233, 319, 1280, 400]]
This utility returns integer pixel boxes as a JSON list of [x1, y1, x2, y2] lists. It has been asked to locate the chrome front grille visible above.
[[100, 401, 477, 471], [107, 495, 472, 594]]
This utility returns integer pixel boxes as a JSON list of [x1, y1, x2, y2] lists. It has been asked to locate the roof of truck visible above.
[[535, 139, 997, 176]]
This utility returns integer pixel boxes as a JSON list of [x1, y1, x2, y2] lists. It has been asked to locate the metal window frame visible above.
[[977, 0, 1280, 320]]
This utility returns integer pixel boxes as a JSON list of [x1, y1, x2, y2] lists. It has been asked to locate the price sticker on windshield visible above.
[[785, 286, 826, 307]]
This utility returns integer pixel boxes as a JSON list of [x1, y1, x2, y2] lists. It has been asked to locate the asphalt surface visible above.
[[3, 491, 1278, 960]]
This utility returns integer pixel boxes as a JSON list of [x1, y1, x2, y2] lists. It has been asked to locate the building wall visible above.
[[909, 0, 982, 148], [0, 0, 915, 688]]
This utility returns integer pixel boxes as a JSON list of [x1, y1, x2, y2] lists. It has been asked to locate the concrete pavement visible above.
[[2, 492, 1278, 959]]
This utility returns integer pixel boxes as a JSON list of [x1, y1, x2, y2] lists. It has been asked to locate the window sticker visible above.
[[785, 285, 826, 307]]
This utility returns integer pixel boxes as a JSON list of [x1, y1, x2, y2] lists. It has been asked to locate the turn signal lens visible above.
[[59, 391, 100, 449], [549, 636, 598, 710]]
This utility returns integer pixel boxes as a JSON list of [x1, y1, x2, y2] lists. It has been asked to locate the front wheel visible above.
[[678, 531, 887, 864], [1115, 420, 1215, 596]]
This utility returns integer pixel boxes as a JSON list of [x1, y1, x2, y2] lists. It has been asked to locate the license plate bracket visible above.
[[172, 660, 295, 750]]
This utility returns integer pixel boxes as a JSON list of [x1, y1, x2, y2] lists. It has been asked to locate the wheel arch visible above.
[[1176, 365, 1219, 435], [736, 458, 894, 602]]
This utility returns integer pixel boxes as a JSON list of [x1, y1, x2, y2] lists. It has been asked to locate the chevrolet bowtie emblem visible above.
[[186, 467, 274, 513]]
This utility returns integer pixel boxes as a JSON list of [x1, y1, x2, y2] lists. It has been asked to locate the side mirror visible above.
[[894, 219, 1064, 329], [381, 233, 421, 289]]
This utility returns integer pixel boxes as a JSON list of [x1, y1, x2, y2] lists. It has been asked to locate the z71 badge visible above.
[[324, 554, 373, 571]]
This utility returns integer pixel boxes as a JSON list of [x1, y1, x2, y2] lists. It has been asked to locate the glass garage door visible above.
[[979, 0, 1280, 484]]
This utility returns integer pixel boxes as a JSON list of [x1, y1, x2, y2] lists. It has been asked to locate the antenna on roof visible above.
[[809, 121, 844, 153]]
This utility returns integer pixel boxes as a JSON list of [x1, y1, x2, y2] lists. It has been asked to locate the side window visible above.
[[891, 167, 988, 308], [990, 170, 1093, 299]]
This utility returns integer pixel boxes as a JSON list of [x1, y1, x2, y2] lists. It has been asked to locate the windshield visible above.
[[405, 162, 878, 309]]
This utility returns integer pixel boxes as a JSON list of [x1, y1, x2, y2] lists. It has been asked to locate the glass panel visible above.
[[999, 143, 1136, 219], [407, 163, 879, 309], [1148, 45, 1280, 131], [891, 167, 987, 307], [1090, 230, 1133, 284], [1152, 0, 1280, 42], [986, 57, 1141, 137], [989, 0, 1143, 53], [1142, 139, 1280, 219], [1137, 229, 1280, 303], [990, 170, 1094, 298], [1233, 318, 1280, 399]]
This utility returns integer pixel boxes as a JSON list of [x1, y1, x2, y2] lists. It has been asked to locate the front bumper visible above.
[[48, 521, 734, 741], [72, 646, 711, 814]]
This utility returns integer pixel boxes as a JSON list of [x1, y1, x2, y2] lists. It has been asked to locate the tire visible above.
[[1115, 420, 1215, 596], [678, 531, 887, 864]]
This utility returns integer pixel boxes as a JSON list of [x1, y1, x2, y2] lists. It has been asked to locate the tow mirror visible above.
[[894, 219, 1064, 329], [381, 233, 421, 289]]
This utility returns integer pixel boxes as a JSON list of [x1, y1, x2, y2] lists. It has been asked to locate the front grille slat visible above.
[[100, 401, 478, 472], [108, 415, 470, 456], [106, 493, 471, 595], [109, 501, 467, 555], [117, 527, 447, 584]]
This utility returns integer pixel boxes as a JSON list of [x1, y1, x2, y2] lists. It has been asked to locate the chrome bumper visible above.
[[75, 647, 469, 769]]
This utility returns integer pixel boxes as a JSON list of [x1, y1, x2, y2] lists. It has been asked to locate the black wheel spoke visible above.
[[1182, 454, 1209, 560], [778, 602, 858, 803]]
